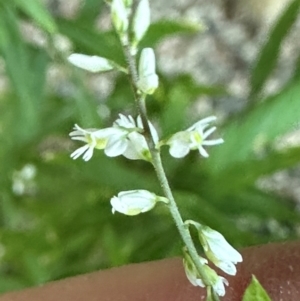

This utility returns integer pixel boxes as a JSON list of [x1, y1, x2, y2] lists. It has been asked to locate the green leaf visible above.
[[0, 277, 26, 293], [249, 0, 300, 98], [77, 0, 105, 27], [0, 4, 40, 142], [57, 19, 124, 65], [242, 275, 272, 301], [207, 146, 300, 195], [207, 80, 300, 174], [140, 19, 203, 47], [13, 0, 57, 34], [223, 189, 299, 224]]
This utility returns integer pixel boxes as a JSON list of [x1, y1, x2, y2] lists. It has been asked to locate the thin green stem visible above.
[[122, 44, 213, 287]]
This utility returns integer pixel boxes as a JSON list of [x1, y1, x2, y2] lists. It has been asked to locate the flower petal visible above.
[[202, 228, 242, 263], [114, 114, 137, 129], [82, 146, 94, 161], [202, 138, 224, 146], [105, 135, 128, 157], [216, 261, 237, 276], [213, 276, 228, 297], [123, 132, 150, 161], [188, 116, 217, 131], [70, 145, 90, 160], [202, 126, 216, 139], [198, 145, 209, 158], [169, 140, 190, 158]]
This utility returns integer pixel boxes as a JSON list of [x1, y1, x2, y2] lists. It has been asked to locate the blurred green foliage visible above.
[[0, 0, 300, 294]]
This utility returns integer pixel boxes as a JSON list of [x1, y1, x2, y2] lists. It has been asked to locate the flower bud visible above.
[[132, 0, 150, 47], [111, 0, 129, 37], [137, 48, 159, 94], [185, 220, 243, 276], [182, 248, 228, 297], [110, 190, 168, 216], [68, 54, 115, 73], [183, 248, 208, 287]]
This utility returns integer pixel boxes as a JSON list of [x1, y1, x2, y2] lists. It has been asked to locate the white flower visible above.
[[185, 220, 243, 276], [114, 114, 159, 161], [68, 54, 115, 73], [137, 48, 159, 94], [110, 190, 168, 216], [166, 116, 224, 158], [69, 125, 108, 161], [200, 226, 243, 276], [69, 115, 159, 162], [132, 0, 150, 46], [69, 123, 133, 161], [183, 248, 228, 297], [111, 0, 129, 36]]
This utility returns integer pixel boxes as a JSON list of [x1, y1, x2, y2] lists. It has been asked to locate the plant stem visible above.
[[122, 44, 213, 287]]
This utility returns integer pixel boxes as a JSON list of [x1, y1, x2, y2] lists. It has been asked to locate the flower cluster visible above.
[[70, 115, 223, 162], [183, 220, 242, 297], [183, 249, 229, 297], [70, 114, 158, 162]]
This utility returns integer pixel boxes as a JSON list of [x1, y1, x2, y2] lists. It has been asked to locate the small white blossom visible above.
[[116, 115, 157, 160], [68, 54, 115, 73], [183, 248, 228, 297], [114, 114, 159, 161], [69, 115, 159, 162], [132, 0, 150, 47], [70, 121, 135, 160], [185, 220, 243, 276], [200, 226, 243, 276], [111, 0, 129, 37], [110, 190, 168, 216], [166, 116, 224, 158], [137, 48, 159, 94], [69, 125, 108, 161]]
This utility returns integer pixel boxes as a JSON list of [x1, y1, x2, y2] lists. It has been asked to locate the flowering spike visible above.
[[137, 48, 159, 94]]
